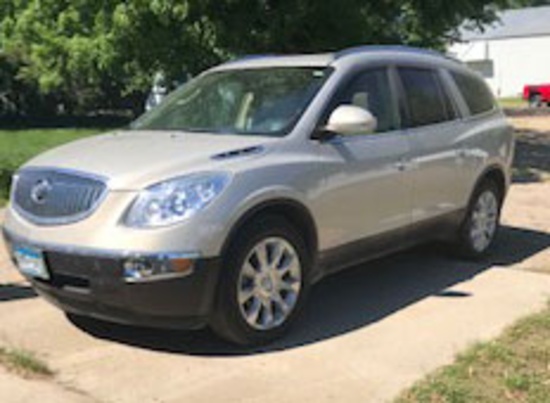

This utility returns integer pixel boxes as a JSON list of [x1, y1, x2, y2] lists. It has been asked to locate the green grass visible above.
[[396, 304, 550, 403], [498, 97, 526, 109], [0, 346, 54, 378], [0, 128, 102, 206]]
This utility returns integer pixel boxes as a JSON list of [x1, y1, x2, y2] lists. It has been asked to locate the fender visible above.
[[220, 197, 321, 281]]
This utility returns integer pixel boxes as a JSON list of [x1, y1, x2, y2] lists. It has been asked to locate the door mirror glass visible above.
[[325, 105, 378, 135]]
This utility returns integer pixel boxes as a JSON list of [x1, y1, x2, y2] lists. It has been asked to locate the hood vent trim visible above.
[[211, 145, 264, 161]]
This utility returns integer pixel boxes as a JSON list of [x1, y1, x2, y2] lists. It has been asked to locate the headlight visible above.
[[124, 173, 230, 228]]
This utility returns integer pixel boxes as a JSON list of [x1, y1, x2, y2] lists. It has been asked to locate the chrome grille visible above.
[[13, 168, 107, 225]]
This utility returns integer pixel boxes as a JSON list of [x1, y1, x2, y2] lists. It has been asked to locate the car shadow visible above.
[[0, 282, 37, 302], [69, 225, 550, 356]]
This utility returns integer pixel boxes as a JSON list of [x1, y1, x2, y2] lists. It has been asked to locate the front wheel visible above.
[[210, 215, 310, 346], [454, 180, 502, 259]]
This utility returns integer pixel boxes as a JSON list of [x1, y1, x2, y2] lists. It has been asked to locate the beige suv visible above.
[[2, 46, 514, 345]]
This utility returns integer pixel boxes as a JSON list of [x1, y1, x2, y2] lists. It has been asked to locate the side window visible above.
[[451, 71, 495, 116], [398, 67, 456, 128], [337, 68, 398, 133]]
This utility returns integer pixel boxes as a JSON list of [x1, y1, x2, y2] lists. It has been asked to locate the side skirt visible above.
[[315, 209, 466, 281]]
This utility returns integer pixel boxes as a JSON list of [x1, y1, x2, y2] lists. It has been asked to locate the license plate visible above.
[[13, 245, 50, 280]]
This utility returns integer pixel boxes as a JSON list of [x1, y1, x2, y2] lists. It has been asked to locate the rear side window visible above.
[[398, 67, 456, 128], [451, 71, 495, 116]]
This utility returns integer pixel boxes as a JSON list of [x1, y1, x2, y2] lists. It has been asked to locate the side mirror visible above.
[[325, 105, 378, 136]]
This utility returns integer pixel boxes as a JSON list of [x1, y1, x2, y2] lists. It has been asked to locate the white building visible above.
[[449, 6, 550, 98]]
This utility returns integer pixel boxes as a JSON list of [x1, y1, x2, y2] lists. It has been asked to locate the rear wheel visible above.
[[455, 180, 502, 259], [210, 215, 310, 346], [529, 94, 542, 108]]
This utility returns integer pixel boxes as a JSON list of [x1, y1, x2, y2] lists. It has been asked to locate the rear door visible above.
[[396, 66, 464, 224]]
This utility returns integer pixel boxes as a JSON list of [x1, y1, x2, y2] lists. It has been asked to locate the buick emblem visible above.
[[30, 179, 52, 204]]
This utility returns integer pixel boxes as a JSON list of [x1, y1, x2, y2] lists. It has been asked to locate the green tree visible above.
[[1, 0, 223, 115], [0, 0, 519, 117], [204, 0, 512, 53]]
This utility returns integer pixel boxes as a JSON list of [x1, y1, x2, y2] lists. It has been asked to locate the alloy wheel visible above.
[[469, 190, 499, 252], [237, 237, 302, 330]]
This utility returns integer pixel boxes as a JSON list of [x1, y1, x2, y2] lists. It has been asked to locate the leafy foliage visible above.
[[0, 0, 223, 115], [0, 0, 520, 117], [205, 0, 509, 53]]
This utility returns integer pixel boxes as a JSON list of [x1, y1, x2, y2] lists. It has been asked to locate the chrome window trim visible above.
[[12, 167, 110, 226], [325, 128, 406, 145]]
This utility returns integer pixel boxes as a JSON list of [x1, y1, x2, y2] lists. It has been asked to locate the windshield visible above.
[[131, 67, 331, 136]]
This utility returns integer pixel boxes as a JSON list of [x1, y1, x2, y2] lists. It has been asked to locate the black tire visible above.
[[209, 215, 311, 346], [529, 94, 542, 108], [454, 179, 502, 259]]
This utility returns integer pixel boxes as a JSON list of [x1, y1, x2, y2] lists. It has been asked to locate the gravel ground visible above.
[[508, 115, 550, 183]]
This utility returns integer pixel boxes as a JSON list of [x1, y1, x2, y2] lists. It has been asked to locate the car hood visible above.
[[23, 130, 274, 190]]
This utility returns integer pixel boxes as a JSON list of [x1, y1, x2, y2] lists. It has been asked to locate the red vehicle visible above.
[[523, 84, 550, 107]]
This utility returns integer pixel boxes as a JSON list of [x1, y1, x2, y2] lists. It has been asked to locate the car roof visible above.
[[211, 46, 463, 72], [211, 53, 335, 71]]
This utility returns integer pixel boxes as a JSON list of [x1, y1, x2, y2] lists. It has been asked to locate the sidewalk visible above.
[[0, 368, 96, 403]]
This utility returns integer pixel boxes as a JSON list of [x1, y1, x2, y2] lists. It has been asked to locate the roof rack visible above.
[[222, 54, 278, 66], [335, 45, 462, 64]]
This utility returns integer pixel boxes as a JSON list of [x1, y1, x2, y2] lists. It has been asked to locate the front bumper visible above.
[[2, 229, 222, 330]]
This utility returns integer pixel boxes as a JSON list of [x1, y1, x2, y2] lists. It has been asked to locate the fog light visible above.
[[123, 256, 195, 282], [123, 258, 155, 280]]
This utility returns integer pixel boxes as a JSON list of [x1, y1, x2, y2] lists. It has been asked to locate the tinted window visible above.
[[451, 71, 495, 115], [337, 68, 398, 133], [398, 67, 456, 128]]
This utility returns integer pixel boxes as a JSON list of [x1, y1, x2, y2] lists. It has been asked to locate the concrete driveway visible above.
[[1, 182, 550, 403]]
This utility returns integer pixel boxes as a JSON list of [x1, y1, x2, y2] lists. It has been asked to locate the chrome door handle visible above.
[[456, 148, 468, 158]]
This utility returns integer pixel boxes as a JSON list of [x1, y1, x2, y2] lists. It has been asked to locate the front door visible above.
[[313, 67, 412, 262]]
